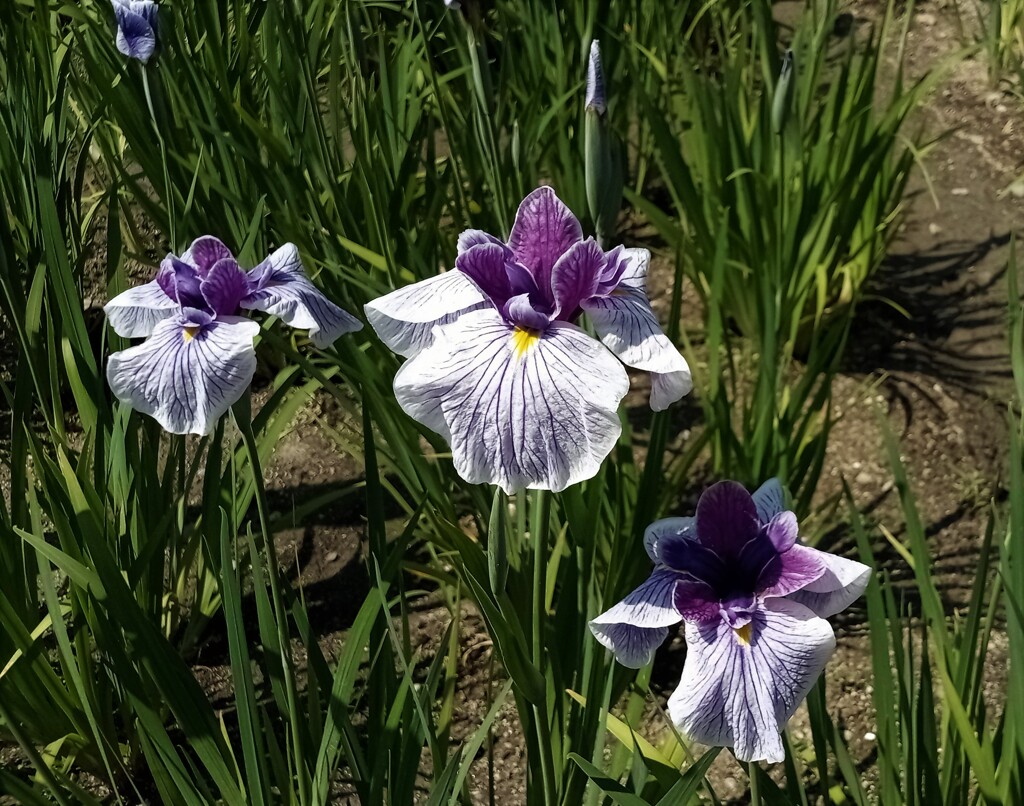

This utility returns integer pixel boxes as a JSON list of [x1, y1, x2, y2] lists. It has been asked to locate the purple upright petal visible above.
[[113, 1, 157, 63], [157, 257, 205, 310], [766, 511, 799, 551], [106, 312, 259, 435], [457, 229, 504, 254], [660, 537, 727, 589], [695, 481, 760, 555], [456, 243, 515, 309], [506, 187, 583, 293], [551, 238, 603, 320], [786, 548, 871, 618], [583, 248, 691, 411], [181, 236, 233, 274], [758, 545, 827, 598], [364, 270, 488, 358], [668, 597, 836, 764], [393, 308, 628, 493], [242, 244, 361, 347], [200, 258, 249, 316], [589, 568, 681, 668], [642, 516, 697, 564], [103, 279, 177, 338], [752, 478, 787, 523]]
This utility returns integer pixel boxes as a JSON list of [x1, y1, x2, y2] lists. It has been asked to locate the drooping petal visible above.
[[181, 236, 233, 274], [589, 568, 681, 668], [200, 258, 249, 316], [787, 549, 871, 618], [506, 186, 583, 292], [582, 248, 691, 411], [113, 3, 157, 63], [551, 238, 603, 320], [668, 597, 836, 763], [393, 308, 628, 493], [242, 244, 361, 348], [364, 270, 487, 357], [103, 280, 177, 338], [642, 516, 696, 564], [455, 243, 514, 309], [752, 478, 787, 523], [106, 312, 260, 436], [695, 481, 760, 556]]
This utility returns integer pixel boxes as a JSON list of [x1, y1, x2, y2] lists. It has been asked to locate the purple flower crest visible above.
[[364, 186, 691, 493], [590, 479, 871, 763], [104, 236, 361, 435], [112, 0, 159, 64]]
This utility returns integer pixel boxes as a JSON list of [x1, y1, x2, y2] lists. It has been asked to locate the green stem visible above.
[[749, 761, 761, 806], [530, 489, 557, 804], [0, 698, 72, 806], [141, 68, 176, 249]]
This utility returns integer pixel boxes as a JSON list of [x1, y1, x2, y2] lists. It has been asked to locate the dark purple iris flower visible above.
[[590, 479, 871, 763], [104, 237, 361, 435], [364, 186, 691, 493], [112, 0, 159, 63]]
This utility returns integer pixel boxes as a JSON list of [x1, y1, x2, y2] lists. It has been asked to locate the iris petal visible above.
[[242, 244, 362, 348], [583, 248, 691, 411], [787, 548, 871, 618], [393, 308, 628, 493], [182, 236, 233, 274], [364, 269, 487, 357], [642, 516, 697, 564], [506, 186, 583, 292], [551, 238, 603, 320], [696, 481, 761, 555], [752, 478, 787, 523], [103, 279, 177, 338], [668, 597, 836, 763], [106, 314, 259, 435], [113, 4, 156, 63], [589, 568, 681, 668]]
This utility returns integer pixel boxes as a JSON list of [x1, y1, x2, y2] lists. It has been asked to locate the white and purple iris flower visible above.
[[104, 237, 361, 436], [112, 0, 159, 63], [590, 479, 871, 763], [364, 186, 691, 494]]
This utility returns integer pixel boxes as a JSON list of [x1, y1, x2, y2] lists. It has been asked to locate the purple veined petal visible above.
[[674, 577, 722, 623], [766, 511, 799, 552], [757, 544, 827, 599], [643, 516, 696, 564], [752, 478, 787, 523], [503, 294, 552, 331], [181, 236, 233, 274], [242, 244, 361, 348], [455, 243, 515, 309], [695, 480, 761, 556], [157, 257, 205, 310], [551, 238, 603, 320], [661, 535, 728, 589], [113, 1, 157, 63], [582, 248, 691, 411], [393, 308, 629, 493], [668, 597, 836, 764], [364, 270, 487, 358], [457, 229, 503, 254], [200, 258, 249, 316], [593, 245, 629, 297], [589, 568, 681, 668], [106, 312, 260, 435], [786, 548, 871, 618], [103, 279, 177, 338], [506, 186, 584, 293]]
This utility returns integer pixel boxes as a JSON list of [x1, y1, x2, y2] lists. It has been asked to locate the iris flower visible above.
[[104, 236, 361, 435], [364, 186, 691, 493], [112, 0, 159, 63], [590, 479, 871, 763]]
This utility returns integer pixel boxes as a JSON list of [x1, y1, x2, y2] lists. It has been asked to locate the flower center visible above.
[[183, 326, 200, 342], [511, 327, 540, 358]]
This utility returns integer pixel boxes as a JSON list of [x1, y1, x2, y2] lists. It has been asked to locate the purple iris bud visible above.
[[590, 479, 872, 763], [586, 40, 606, 116], [112, 0, 159, 64], [364, 186, 691, 493], [103, 236, 361, 435]]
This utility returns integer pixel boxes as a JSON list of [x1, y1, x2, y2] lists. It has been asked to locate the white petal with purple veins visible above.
[[590, 568, 681, 667], [787, 549, 871, 618], [668, 597, 835, 763], [103, 280, 177, 338], [106, 315, 260, 435], [393, 308, 628, 493], [243, 244, 361, 348], [583, 248, 691, 411], [365, 270, 487, 357]]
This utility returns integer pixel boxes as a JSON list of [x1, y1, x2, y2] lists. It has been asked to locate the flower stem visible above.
[[749, 761, 761, 806], [141, 68, 176, 249], [530, 489, 557, 804]]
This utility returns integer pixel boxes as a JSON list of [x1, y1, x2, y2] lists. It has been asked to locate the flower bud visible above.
[[586, 40, 607, 116]]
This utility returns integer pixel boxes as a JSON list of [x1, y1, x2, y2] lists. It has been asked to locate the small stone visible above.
[[928, 222, 942, 235], [1008, 179, 1024, 199], [855, 471, 873, 486], [864, 731, 877, 742], [917, 12, 936, 25], [951, 187, 969, 196], [326, 551, 339, 563], [843, 729, 854, 742]]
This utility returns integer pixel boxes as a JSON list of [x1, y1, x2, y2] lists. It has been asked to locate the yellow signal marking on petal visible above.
[[511, 327, 541, 358], [734, 624, 752, 646], [183, 326, 199, 342]]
